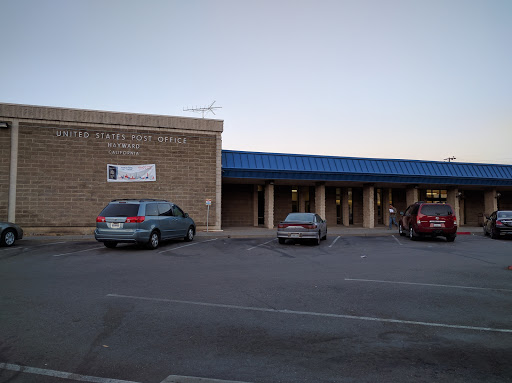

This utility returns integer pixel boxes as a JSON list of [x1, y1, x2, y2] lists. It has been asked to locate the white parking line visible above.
[[0, 362, 140, 383], [247, 238, 276, 251], [161, 375, 253, 383], [344, 278, 512, 293], [329, 236, 340, 248], [158, 238, 218, 254], [391, 235, 403, 245], [53, 246, 104, 257], [107, 293, 512, 334]]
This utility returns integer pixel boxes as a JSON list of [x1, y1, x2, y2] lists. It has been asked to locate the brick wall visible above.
[[222, 184, 254, 227], [12, 123, 220, 232], [0, 128, 10, 220], [274, 185, 292, 226]]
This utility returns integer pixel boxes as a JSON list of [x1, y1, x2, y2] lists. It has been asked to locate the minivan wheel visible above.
[[104, 241, 117, 248], [399, 223, 405, 236], [184, 226, 194, 242], [147, 231, 160, 249], [409, 227, 418, 241]]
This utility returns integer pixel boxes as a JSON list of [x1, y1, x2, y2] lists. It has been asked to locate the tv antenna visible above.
[[183, 101, 222, 118], [444, 156, 456, 162]]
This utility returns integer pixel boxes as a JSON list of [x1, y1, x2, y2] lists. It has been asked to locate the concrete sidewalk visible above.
[[22, 225, 483, 242]]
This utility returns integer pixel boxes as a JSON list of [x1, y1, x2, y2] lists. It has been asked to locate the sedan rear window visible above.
[[284, 213, 314, 222], [497, 211, 512, 219], [420, 205, 452, 216], [100, 203, 140, 217]]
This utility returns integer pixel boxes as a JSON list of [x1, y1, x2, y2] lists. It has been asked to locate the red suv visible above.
[[398, 202, 457, 242]]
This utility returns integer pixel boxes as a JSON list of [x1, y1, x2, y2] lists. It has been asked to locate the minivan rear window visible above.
[[100, 203, 140, 217], [420, 205, 452, 216]]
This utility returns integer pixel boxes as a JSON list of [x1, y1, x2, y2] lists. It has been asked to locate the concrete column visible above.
[[446, 188, 460, 225], [8, 120, 19, 223], [253, 185, 259, 227], [383, 188, 391, 227], [406, 187, 419, 206], [342, 188, 350, 226], [264, 182, 275, 229], [363, 185, 375, 228], [484, 189, 498, 217], [315, 183, 326, 220]]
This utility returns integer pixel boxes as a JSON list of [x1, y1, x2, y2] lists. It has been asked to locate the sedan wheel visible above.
[[490, 229, 499, 239], [314, 232, 321, 246], [1, 229, 16, 247]]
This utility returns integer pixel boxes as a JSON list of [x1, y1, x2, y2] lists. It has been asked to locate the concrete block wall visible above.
[[0, 104, 223, 233], [221, 184, 254, 227], [274, 185, 292, 226], [0, 128, 10, 220]]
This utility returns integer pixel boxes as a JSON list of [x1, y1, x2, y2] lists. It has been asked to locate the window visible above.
[[100, 203, 139, 217], [291, 187, 299, 212], [426, 189, 447, 203], [172, 205, 184, 218], [348, 188, 353, 224], [336, 188, 341, 224], [145, 203, 159, 216], [158, 203, 173, 216]]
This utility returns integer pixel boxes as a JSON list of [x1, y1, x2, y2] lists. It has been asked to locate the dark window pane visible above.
[[145, 203, 159, 216], [159, 203, 173, 216], [100, 203, 140, 217], [420, 205, 452, 216]]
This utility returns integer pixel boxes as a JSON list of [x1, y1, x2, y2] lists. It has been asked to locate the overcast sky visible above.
[[2, 0, 511, 164]]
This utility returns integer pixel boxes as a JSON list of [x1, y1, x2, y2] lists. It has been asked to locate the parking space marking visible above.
[[247, 238, 277, 251], [0, 362, 140, 383], [391, 235, 403, 245], [329, 236, 340, 248], [107, 293, 512, 333], [53, 246, 104, 257], [158, 238, 218, 254], [344, 278, 512, 293], [161, 375, 253, 383]]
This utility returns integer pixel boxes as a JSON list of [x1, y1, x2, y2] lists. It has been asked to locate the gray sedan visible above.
[[0, 222, 24, 247], [277, 212, 327, 245]]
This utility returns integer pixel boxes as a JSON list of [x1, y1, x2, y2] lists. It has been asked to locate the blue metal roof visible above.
[[222, 150, 512, 186]]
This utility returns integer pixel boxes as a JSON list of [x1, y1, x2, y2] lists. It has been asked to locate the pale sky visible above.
[[2, 0, 511, 164]]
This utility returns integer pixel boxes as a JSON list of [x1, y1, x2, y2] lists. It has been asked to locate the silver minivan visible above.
[[95, 199, 196, 249]]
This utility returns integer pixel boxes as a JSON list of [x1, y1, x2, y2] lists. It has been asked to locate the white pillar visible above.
[[406, 187, 419, 207], [264, 182, 275, 229], [8, 120, 19, 223], [363, 184, 375, 228], [315, 183, 326, 220]]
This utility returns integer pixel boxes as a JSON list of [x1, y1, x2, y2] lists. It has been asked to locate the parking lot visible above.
[[1, 232, 512, 383]]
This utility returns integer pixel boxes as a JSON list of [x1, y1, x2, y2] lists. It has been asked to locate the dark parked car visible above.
[[483, 210, 512, 239], [0, 222, 23, 247], [95, 199, 196, 249], [277, 212, 327, 245], [398, 202, 457, 242]]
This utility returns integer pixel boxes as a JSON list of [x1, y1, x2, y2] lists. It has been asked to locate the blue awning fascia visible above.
[[222, 169, 512, 186]]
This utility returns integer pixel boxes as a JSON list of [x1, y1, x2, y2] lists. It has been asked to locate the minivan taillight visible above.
[[126, 216, 145, 223], [96, 216, 106, 223]]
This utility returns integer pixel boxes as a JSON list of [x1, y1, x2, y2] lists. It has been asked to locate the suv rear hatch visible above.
[[417, 204, 456, 229]]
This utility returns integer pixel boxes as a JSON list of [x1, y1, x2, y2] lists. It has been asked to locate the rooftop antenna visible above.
[[183, 101, 222, 118], [444, 156, 456, 162]]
